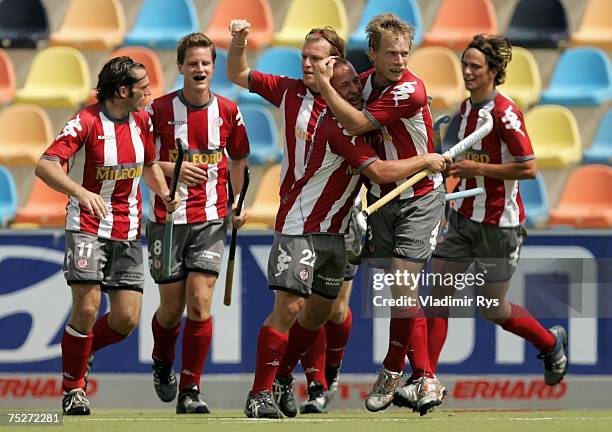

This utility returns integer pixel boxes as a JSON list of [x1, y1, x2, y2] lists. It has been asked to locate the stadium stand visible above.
[[0, 165, 17, 226], [0, 49, 16, 105], [505, 0, 569, 49], [244, 163, 280, 229], [526, 105, 582, 169], [548, 164, 612, 228], [0, 104, 52, 166], [13, 177, 68, 227], [110, 46, 164, 100], [0, 0, 49, 48], [498, 46, 541, 110], [539, 47, 612, 106], [49, 0, 125, 50], [520, 173, 549, 228], [583, 110, 612, 165], [423, 0, 497, 50], [407, 46, 464, 109], [570, 0, 612, 50], [206, 0, 273, 51], [140, 183, 150, 222], [123, 0, 198, 49], [241, 106, 281, 165], [273, 0, 349, 48]]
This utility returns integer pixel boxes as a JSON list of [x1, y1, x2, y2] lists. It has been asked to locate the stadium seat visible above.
[[238, 47, 302, 105], [583, 110, 612, 165], [570, 0, 612, 51], [241, 106, 281, 165], [539, 47, 612, 107], [0, 166, 17, 226], [519, 173, 549, 227], [14, 46, 91, 109], [111, 47, 164, 100], [349, 0, 423, 50], [505, 0, 569, 48], [347, 49, 372, 74], [0, 49, 16, 105], [0, 0, 49, 48], [123, 0, 198, 49], [498, 46, 541, 109], [548, 164, 612, 228], [206, 0, 273, 51], [407, 47, 464, 109], [273, 0, 349, 48], [422, 0, 497, 50], [13, 177, 68, 227], [525, 105, 581, 169], [0, 104, 52, 166], [245, 164, 280, 229], [49, 0, 125, 50], [140, 182, 150, 222]]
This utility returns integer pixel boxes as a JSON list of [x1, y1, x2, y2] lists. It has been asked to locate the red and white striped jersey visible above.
[[452, 92, 534, 227], [147, 91, 250, 224], [249, 70, 327, 196], [360, 68, 442, 199], [276, 110, 379, 235], [42, 104, 155, 240]]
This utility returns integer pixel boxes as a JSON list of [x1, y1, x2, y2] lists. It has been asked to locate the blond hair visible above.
[[366, 13, 414, 51]]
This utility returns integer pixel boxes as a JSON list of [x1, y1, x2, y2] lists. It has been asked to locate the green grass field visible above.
[[13, 409, 610, 432]]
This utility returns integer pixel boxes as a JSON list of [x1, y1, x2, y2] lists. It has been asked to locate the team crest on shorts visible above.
[[153, 257, 162, 270], [76, 257, 88, 269], [299, 269, 309, 281]]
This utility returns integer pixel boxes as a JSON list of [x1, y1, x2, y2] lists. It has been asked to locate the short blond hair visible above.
[[366, 13, 414, 51]]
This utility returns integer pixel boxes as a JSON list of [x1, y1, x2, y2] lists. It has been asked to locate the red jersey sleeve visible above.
[[42, 111, 90, 164], [364, 79, 428, 128], [326, 117, 379, 171], [227, 105, 250, 160], [497, 102, 534, 161], [248, 70, 296, 107]]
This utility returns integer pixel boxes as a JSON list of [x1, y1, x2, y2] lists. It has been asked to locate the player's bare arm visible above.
[[229, 158, 248, 229], [35, 158, 108, 219], [448, 158, 536, 180], [362, 154, 449, 184], [143, 163, 180, 213], [157, 160, 208, 188], [227, 19, 252, 89]]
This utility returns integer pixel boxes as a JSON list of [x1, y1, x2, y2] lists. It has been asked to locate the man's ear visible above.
[[117, 85, 129, 99]]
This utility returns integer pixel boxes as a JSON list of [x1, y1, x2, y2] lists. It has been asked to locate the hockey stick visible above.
[[434, 114, 451, 149], [223, 166, 250, 306], [356, 109, 493, 232], [162, 138, 186, 279], [445, 187, 484, 201]]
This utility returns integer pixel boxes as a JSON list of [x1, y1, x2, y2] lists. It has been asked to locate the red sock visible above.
[[61, 327, 93, 392], [277, 321, 321, 379], [383, 318, 414, 372], [406, 317, 432, 378], [300, 328, 327, 387], [91, 313, 128, 353], [152, 314, 181, 364], [427, 316, 449, 373], [179, 317, 212, 391], [252, 326, 289, 393], [325, 307, 352, 367], [501, 304, 556, 352]]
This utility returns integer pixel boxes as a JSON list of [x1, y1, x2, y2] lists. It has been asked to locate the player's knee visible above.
[[158, 301, 184, 324], [329, 304, 347, 324], [110, 311, 140, 335], [73, 304, 99, 328]]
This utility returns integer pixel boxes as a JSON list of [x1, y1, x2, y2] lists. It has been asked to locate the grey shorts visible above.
[[147, 219, 226, 284], [267, 233, 346, 299], [344, 205, 364, 281], [63, 230, 144, 291], [363, 186, 445, 263], [433, 210, 527, 282]]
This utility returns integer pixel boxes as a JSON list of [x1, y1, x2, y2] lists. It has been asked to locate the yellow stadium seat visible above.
[[0, 49, 15, 105], [498, 46, 541, 110], [15, 46, 91, 109], [570, 0, 612, 51], [525, 105, 581, 169], [407, 47, 465, 109], [273, 0, 348, 48], [244, 164, 280, 229], [548, 164, 612, 228], [49, 0, 125, 50], [0, 104, 52, 166]]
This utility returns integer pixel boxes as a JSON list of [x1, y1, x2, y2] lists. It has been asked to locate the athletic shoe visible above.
[[84, 354, 93, 392], [393, 374, 418, 410], [244, 390, 283, 419], [325, 362, 342, 402], [152, 360, 177, 402], [300, 381, 329, 414], [62, 388, 90, 416], [365, 368, 403, 412], [176, 384, 211, 414], [272, 375, 297, 417], [538, 325, 568, 386], [416, 376, 446, 416]]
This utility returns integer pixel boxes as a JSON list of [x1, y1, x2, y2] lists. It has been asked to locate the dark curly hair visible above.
[[96, 56, 146, 103], [464, 34, 512, 86]]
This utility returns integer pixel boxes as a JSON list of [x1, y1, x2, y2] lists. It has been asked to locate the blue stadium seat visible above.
[[140, 183, 150, 222], [520, 173, 548, 227], [0, 0, 49, 48], [583, 110, 612, 165], [238, 47, 302, 105], [505, 0, 569, 48], [0, 166, 17, 225], [348, 0, 423, 50], [241, 106, 281, 165], [540, 47, 612, 106], [123, 0, 198, 49]]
